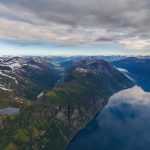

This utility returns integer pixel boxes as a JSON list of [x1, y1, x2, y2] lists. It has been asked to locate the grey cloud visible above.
[[95, 37, 115, 43], [0, 0, 150, 50]]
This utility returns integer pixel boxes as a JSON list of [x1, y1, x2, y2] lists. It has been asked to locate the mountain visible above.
[[112, 57, 150, 91], [0, 59, 134, 150], [0, 56, 60, 99], [44, 59, 134, 135]]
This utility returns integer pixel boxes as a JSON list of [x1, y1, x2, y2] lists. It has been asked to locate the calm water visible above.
[[0, 107, 20, 115], [68, 86, 150, 150]]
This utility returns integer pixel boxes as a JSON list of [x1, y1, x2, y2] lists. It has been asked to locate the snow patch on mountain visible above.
[[116, 67, 129, 73], [0, 84, 12, 91], [76, 68, 89, 73]]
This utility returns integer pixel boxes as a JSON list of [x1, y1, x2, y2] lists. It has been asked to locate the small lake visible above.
[[0, 107, 20, 115], [68, 86, 150, 150]]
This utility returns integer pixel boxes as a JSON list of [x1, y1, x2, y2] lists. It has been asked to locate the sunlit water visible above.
[[68, 86, 150, 150]]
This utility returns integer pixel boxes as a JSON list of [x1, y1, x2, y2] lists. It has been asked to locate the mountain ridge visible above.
[[0, 58, 134, 150], [112, 57, 150, 92]]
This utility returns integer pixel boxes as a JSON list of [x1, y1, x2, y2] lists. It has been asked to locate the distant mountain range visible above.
[[112, 57, 150, 92]]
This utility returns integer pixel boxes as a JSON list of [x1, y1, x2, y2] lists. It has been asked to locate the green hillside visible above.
[[0, 59, 134, 150]]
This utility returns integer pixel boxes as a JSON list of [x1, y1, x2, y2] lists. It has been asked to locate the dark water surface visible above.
[[68, 86, 150, 150]]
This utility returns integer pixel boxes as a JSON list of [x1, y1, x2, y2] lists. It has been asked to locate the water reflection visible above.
[[68, 86, 150, 150]]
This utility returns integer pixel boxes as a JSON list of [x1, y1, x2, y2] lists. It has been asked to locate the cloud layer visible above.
[[0, 0, 150, 50]]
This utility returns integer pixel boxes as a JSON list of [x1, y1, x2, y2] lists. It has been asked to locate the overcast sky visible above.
[[0, 0, 149, 55]]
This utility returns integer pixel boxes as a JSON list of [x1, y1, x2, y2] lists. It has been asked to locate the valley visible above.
[[0, 56, 149, 150]]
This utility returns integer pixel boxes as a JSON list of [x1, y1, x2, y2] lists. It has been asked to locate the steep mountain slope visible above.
[[44, 59, 134, 133], [112, 57, 150, 91], [0, 57, 60, 99], [0, 59, 134, 150]]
